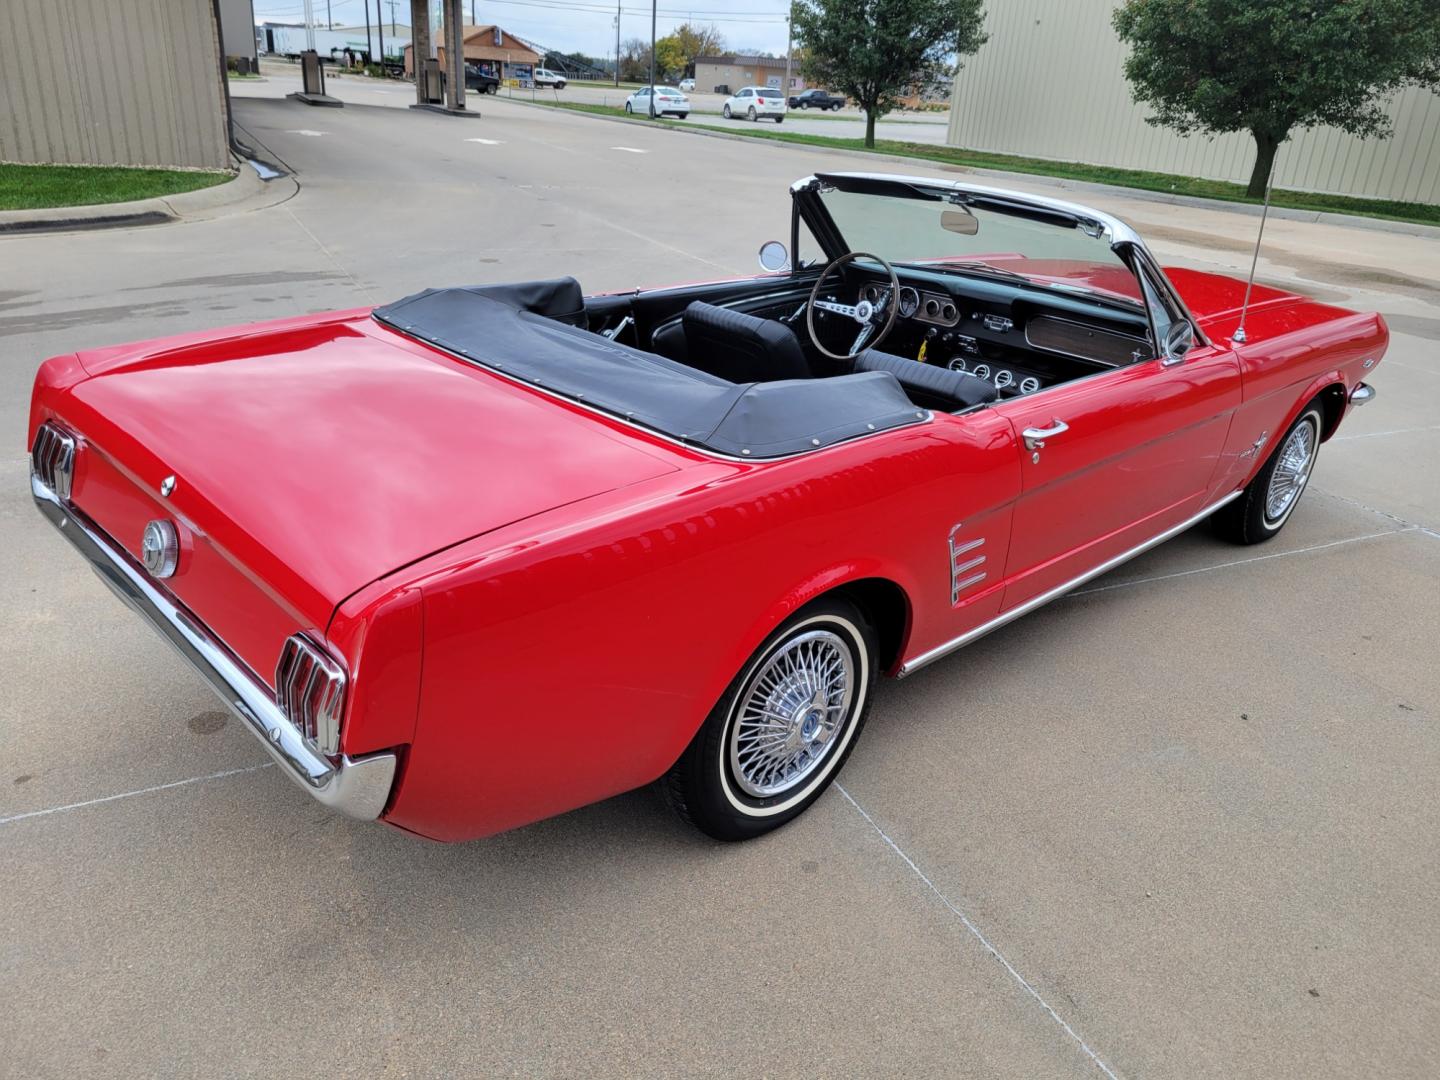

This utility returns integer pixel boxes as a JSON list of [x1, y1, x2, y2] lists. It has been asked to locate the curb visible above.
[[499, 97, 1440, 242], [0, 159, 295, 236]]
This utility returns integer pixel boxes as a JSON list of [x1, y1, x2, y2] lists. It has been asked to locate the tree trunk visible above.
[[864, 108, 876, 149], [1247, 130, 1281, 199]]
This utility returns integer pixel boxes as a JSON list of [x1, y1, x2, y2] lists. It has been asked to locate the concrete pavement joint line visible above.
[[1333, 423, 1440, 441], [1071, 527, 1411, 598], [834, 783, 1122, 1079], [283, 206, 377, 304], [1314, 487, 1440, 540], [0, 764, 274, 826]]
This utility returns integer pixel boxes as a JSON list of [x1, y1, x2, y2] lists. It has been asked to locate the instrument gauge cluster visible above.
[[948, 356, 1046, 396], [897, 287, 919, 318]]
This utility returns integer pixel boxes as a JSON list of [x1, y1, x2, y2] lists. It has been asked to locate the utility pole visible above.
[[326, 0, 332, 30], [648, 0, 656, 114], [303, 0, 316, 51], [613, 1, 620, 88], [365, 0, 372, 61], [471, 0, 475, 25], [388, 0, 397, 34], [784, 2, 793, 95], [376, 0, 384, 66]]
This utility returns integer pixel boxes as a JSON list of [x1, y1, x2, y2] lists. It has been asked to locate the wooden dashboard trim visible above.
[[1024, 314, 1149, 368]]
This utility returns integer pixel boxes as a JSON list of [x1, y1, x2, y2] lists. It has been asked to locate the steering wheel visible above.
[[805, 251, 901, 361]]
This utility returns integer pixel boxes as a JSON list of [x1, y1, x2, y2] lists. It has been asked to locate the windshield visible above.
[[817, 186, 1142, 305]]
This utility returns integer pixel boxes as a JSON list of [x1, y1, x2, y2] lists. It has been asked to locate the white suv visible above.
[[533, 68, 567, 89], [722, 86, 786, 123]]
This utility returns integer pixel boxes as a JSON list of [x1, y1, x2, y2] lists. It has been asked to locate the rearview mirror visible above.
[[1162, 319, 1196, 365], [758, 240, 790, 273], [940, 208, 979, 236]]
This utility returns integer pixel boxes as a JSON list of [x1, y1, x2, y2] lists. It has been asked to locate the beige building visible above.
[[947, 0, 1440, 205], [694, 55, 807, 95], [0, 0, 231, 171]]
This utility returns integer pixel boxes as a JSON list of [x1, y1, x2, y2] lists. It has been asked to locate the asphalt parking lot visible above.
[[2, 81, 1438, 1079]]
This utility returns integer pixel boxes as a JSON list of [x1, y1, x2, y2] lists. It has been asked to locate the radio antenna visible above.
[[1232, 154, 1278, 346]]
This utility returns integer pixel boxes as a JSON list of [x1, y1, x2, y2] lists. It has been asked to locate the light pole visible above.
[[614, 2, 621, 88], [648, 0, 656, 115]]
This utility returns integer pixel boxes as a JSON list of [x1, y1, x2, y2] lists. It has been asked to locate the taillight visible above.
[[31, 422, 76, 501], [275, 634, 347, 756]]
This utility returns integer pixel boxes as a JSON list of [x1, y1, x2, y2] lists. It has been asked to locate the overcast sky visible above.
[[254, 0, 793, 59]]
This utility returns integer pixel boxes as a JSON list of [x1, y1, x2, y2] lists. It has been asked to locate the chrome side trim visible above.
[[900, 490, 1244, 676], [1349, 383, 1376, 406], [31, 475, 396, 821]]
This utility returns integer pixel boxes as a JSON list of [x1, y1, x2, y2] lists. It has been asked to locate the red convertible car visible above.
[[28, 174, 1384, 841]]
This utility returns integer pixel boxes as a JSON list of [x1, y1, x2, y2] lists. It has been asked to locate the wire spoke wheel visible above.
[[1265, 416, 1318, 525], [728, 629, 854, 798]]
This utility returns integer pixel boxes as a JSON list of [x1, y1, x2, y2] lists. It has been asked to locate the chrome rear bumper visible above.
[[31, 475, 396, 821]]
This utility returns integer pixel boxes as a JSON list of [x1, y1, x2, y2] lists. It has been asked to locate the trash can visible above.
[[301, 50, 326, 95], [423, 59, 444, 103]]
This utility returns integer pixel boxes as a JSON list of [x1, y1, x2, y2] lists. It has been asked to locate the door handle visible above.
[[1022, 419, 1069, 452]]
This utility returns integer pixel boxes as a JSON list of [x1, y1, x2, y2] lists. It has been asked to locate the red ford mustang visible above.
[[28, 174, 1384, 841]]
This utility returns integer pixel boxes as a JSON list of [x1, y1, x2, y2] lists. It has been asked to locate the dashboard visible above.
[[840, 271, 1154, 399]]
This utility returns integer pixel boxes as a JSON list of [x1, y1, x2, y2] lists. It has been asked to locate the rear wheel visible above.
[[677, 113, 688, 120], [775, 116, 784, 124], [747, 105, 757, 121], [662, 597, 876, 841], [1212, 404, 1323, 544]]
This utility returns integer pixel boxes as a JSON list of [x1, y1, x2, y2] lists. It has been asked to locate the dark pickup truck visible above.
[[787, 88, 845, 111], [465, 64, 500, 94]]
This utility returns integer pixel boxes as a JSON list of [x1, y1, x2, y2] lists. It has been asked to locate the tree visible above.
[[668, 22, 726, 77], [654, 36, 686, 81], [619, 37, 651, 82], [1113, 0, 1440, 198], [792, 0, 987, 147]]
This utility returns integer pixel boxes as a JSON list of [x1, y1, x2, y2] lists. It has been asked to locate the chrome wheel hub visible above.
[[1265, 419, 1317, 525], [729, 629, 854, 798]]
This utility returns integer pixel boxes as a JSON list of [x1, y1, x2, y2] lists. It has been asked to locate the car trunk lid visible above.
[[53, 315, 681, 674]]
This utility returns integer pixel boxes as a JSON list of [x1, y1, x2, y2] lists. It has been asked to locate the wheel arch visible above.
[[721, 566, 916, 696], [1312, 381, 1348, 442]]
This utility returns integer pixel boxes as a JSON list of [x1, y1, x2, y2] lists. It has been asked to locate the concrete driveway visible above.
[[2, 91, 1437, 1079]]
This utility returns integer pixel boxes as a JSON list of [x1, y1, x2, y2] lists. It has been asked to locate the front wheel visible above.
[[661, 597, 876, 841], [1212, 404, 1323, 544], [722, 104, 732, 118], [624, 102, 632, 113]]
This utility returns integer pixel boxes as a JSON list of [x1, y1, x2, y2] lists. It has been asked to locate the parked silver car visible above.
[[722, 86, 786, 123]]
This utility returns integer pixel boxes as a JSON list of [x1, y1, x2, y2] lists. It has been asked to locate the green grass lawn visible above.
[[530, 100, 1440, 228], [0, 163, 232, 211]]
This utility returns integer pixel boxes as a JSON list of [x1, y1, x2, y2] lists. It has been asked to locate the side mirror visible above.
[[757, 240, 790, 273], [1162, 319, 1196, 365]]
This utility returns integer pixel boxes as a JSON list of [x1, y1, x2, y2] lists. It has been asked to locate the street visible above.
[[2, 85, 1438, 1079]]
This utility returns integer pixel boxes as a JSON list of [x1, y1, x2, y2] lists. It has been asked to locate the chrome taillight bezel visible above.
[[31, 422, 77, 501], [275, 634, 347, 757]]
